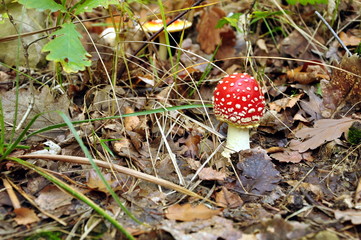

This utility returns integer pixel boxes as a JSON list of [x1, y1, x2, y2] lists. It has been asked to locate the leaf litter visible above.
[[1, 1, 361, 239]]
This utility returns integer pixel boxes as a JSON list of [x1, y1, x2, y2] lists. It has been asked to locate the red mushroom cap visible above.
[[213, 73, 265, 128]]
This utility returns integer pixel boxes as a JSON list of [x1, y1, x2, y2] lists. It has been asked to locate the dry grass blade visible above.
[[19, 154, 217, 206]]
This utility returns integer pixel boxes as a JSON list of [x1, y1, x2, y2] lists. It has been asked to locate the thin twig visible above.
[[315, 11, 352, 57], [18, 154, 218, 206]]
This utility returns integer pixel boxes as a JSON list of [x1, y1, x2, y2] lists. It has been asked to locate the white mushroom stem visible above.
[[221, 125, 250, 158], [158, 33, 168, 61]]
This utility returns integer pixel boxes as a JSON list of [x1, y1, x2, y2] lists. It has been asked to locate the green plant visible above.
[[286, 0, 328, 5], [17, 0, 120, 73]]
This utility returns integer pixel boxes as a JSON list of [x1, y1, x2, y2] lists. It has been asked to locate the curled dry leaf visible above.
[[334, 210, 361, 225], [339, 31, 361, 46], [268, 94, 303, 112], [165, 203, 222, 221], [13, 208, 40, 225], [124, 106, 140, 131], [198, 167, 227, 181], [289, 118, 357, 153], [215, 187, 243, 208]]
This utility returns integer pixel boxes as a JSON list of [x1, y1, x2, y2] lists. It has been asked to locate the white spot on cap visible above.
[[230, 83, 235, 86], [241, 117, 251, 122], [219, 81, 223, 84], [237, 89, 240, 92], [246, 87, 251, 91], [237, 82, 242, 86], [230, 75, 236, 79], [221, 98, 225, 102], [230, 116, 237, 121], [248, 108, 256, 113], [242, 96, 247, 101], [216, 92, 220, 96], [227, 102, 232, 105], [223, 87, 227, 90], [247, 95, 251, 98], [254, 86, 259, 91], [258, 107, 263, 112], [235, 104, 241, 109], [226, 94, 230, 98]]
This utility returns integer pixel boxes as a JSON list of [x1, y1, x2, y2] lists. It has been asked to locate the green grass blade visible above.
[[0, 112, 43, 160], [58, 111, 143, 225], [28, 104, 212, 138], [9, 157, 135, 240], [0, 97, 5, 154]]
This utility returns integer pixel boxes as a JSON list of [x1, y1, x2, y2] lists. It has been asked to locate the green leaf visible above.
[[18, 0, 67, 12], [42, 23, 91, 73], [74, 0, 119, 15], [216, 13, 243, 33], [286, 0, 328, 5]]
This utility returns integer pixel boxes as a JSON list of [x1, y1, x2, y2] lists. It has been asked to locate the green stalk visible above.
[[8, 157, 135, 240], [28, 104, 212, 138], [59, 112, 143, 225]]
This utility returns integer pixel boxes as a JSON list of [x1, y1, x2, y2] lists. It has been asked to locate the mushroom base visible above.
[[221, 125, 250, 158]]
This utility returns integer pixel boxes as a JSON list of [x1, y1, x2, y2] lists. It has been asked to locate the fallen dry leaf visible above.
[[339, 31, 361, 46], [286, 180, 323, 200], [270, 149, 313, 163], [13, 208, 40, 225], [289, 118, 356, 153], [178, 133, 201, 158], [268, 94, 303, 112], [237, 149, 281, 195], [161, 216, 243, 239], [35, 185, 73, 211], [197, 7, 229, 54], [334, 209, 361, 225], [165, 203, 222, 221], [124, 106, 140, 131], [281, 30, 324, 59], [321, 54, 361, 117], [86, 169, 114, 194], [198, 167, 227, 181], [215, 187, 243, 208]]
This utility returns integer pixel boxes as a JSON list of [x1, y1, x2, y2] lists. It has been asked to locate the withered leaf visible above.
[[13, 208, 40, 225], [35, 185, 73, 211], [215, 187, 243, 208], [86, 169, 114, 194], [321, 55, 361, 117], [196, 7, 226, 54], [334, 209, 361, 225], [198, 167, 227, 181], [124, 106, 140, 131], [268, 94, 303, 112], [178, 134, 201, 158], [165, 203, 222, 221], [290, 118, 357, 152], [237, 149, 281, 195]]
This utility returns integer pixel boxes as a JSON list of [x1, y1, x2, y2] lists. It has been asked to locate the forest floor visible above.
[[0, 0, 361, 239]]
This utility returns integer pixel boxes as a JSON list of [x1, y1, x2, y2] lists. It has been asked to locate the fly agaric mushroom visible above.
[[142, 19, 192, 61], [213, 73, 265, 158]]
